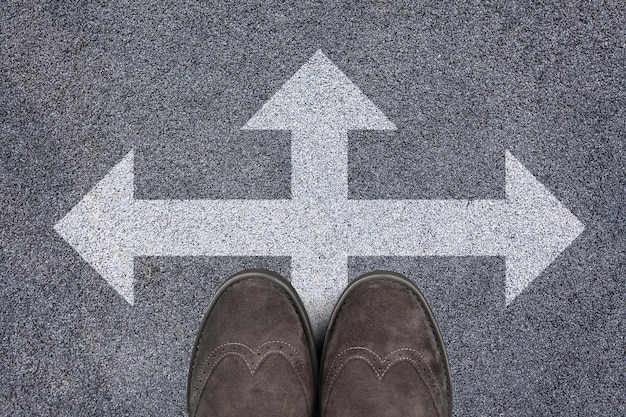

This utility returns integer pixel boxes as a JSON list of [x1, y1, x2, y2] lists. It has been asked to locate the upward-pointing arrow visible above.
[[243, 50, 396, 334], [244, 50, 395, 200]]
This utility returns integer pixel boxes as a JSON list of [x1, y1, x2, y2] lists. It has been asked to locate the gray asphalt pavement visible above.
[[1, 1, 625, 415]]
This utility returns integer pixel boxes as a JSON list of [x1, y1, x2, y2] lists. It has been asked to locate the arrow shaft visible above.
[[292, 128, 347, 202], [348, 200, 508, 257], [291, 253, 348, 339], [130, 200, 294, 256], [127, 197, 509, 259]]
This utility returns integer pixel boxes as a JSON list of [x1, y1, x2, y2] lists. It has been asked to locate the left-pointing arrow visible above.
[[54, 151, 294, 304]]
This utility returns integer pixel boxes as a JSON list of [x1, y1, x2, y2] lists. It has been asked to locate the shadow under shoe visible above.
[[320, 271, 452, 417], [187, 270, 317, 417]]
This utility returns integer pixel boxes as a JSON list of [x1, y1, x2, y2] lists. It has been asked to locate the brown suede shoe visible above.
[[320, 271, 452, 417], [187, 270, 317, 417]]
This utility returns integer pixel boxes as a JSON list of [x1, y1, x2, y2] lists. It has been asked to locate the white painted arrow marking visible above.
[[55, 50, 584, 337]]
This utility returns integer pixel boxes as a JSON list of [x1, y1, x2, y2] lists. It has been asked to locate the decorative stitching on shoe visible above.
[[324, 347, 436, 385], [190, 340, 307, 413], [199, 341, 305, 374], [322, 346, 442, 416]]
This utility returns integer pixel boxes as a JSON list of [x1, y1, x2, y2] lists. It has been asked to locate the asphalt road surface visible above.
[[1, 1, 624, 415]]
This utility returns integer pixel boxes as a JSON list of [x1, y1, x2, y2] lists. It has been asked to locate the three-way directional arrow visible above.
[[55, 50, 584, 336]]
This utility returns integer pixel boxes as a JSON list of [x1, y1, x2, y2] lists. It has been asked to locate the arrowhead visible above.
[[504, 151, 585, 304], [54, 151, 136, 304], [243, 50, 396, 131]]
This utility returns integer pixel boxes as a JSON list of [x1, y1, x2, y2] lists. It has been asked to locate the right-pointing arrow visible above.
[[348, 150, 585, 304], [502, 151, 585, 303]]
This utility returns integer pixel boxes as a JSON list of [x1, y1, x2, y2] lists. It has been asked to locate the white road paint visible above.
[[55, 50, 584, 336]]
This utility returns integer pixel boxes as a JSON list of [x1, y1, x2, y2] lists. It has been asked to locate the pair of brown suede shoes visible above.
[[187, 270, 452, 417]]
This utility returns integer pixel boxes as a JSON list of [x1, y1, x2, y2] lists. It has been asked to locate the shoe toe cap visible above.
[[189, 273, 315, 417], [321, 273, 452, 417]]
